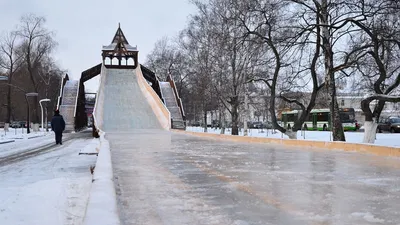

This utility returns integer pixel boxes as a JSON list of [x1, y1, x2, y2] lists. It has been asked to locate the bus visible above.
[[281, 108, 359, 131]]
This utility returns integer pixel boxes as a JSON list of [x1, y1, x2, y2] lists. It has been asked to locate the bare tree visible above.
[[0, 31, 23, 126], [190, 0, 260, 135], [146, 37, 176, 80], [146, 37, 192, 96], [231, 0, 325, 139], [16, 14, 56, 125], [183, 2, 216, 132], [347, 0, 400, 143], [287, 0, 373, 141]]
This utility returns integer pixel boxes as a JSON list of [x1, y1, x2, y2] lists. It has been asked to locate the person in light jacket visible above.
[[51, 109, 66, 145]]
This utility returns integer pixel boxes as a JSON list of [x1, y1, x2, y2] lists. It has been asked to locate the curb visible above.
[[84, 132, 120, 225], [173, 130, 400, 157], [0, 140, 15, 145]]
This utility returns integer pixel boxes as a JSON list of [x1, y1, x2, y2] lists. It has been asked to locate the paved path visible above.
[[107, 130, 400, 225], [0, 134, 97, 225]]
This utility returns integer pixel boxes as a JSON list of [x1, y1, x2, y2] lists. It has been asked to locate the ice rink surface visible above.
[[107, 130, 400, 225]]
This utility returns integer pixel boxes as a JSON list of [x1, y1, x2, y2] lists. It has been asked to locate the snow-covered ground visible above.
[[0, 127, 50, 138], [0, 129, 56, 158], [186, 126, 400, 148], [0, 138, 97, 225], [0, 128, 52, 143]]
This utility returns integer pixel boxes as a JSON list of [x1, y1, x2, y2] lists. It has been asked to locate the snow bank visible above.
[[186, 127, 400, 148], [83, 131, 120, 225], [179, 128, 400, 157]]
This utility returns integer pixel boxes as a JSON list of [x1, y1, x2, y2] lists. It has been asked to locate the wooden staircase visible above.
[[160, 81, 185, 129]]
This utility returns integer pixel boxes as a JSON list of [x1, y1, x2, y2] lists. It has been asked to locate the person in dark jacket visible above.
[[51, 109, 66, 145]]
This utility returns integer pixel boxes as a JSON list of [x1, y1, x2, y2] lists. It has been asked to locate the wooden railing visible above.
[[140, 64, 163, 101], [81, 64, 102, 83], [56, 74, 70, 110], [166, 74, 186, 123]]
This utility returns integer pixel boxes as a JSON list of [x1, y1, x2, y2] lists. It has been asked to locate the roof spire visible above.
[[102, 24, 139, 68]]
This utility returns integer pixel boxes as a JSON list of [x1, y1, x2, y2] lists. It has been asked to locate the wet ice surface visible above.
[[108, 130, 400, 225], [0, 137, 97, 225]]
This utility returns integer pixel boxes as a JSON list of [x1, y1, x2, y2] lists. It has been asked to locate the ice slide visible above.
[[93, 65, 170, 132]]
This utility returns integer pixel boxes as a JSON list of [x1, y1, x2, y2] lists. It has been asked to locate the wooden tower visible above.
[[102, 24, 138, 68]]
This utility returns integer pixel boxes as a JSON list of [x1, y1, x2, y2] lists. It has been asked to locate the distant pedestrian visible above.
[[51, 109, 66, 145]]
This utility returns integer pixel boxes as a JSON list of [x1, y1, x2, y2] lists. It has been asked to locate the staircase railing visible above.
[[166, 74, 186, 123], [56, 74, 70, 110], [81, 64, 102, 83], [80, 64, 102, 136], [154, 76, 165, 104], [140, 64, 164, 101]]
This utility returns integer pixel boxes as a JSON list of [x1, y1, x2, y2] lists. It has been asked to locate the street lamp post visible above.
[[39, 99, 51, 132], [25, 92, 38, 134]]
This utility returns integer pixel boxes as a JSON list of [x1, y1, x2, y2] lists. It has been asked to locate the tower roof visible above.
[[111, 24, 129, 45], [102, 24, 137, 52]]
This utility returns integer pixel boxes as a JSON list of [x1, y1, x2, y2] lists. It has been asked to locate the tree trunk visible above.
[[230, 112, 240, 137], [321, 0, 345, 141], [363, 121, 378, 144], [6, 83, 11, 123], [373, 100, 385, 121], [220, 109, 226, 134], [230, 95, 240, 135], [286, 130, 297, 139], [243, 84, 249, 136], [211, 111, 214, 128], [26, 45, 40, 125], [361, 95, 400, 143], [331, 96, 345, 141], [231, 108, 239, 135], [203, 109, 207, 132]]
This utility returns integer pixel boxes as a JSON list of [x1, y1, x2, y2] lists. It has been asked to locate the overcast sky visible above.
[[0, 0, 195, 91]]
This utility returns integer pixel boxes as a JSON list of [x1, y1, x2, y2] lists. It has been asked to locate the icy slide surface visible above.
[[96, 68, 163, 131]]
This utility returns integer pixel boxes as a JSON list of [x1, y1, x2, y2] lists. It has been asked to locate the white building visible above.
[[200, 92, 399, 127], [337, 94, 400, 124]]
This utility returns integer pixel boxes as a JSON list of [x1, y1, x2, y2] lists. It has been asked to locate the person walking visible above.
[[51, 109, 66, 145]]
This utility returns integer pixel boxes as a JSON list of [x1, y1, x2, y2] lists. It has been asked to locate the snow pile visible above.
[[83, 131, 120, 225], [186, 127, 400, 148], [79, 138, 101, 155]]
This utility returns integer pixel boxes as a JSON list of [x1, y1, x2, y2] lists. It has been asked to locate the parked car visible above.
[[263, 121, 273, 129], [191, 121, 201, 127], [21, 121, 27, 128], [11, 121, 22, 128], [252, 121, 263, 129], [377, 117, 400, 133]]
